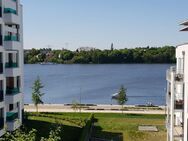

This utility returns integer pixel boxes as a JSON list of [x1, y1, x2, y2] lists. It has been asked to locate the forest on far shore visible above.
[[24, 46, 175, 64]]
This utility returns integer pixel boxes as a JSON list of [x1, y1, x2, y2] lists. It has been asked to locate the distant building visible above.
[[111, 43, 114, 51], [77, 47, 95, 52], [24, 49, 30, 54], [166, 20, 188, 141], [40, 48, 51, 55]]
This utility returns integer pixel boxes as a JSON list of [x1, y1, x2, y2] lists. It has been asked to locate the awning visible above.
[[180, 27, 188, 31], [180, 20, 188, 26]]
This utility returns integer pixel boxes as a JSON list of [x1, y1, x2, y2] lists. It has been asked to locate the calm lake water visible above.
[[24, 64, 172, 105]]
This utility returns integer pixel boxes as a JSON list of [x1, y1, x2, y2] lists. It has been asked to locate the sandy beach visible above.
[[24, 104, 165, 115]]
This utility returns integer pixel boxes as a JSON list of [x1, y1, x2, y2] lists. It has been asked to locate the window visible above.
[[0, 108, 3, 118], [17, 76, 20, 88], [9, 104, 13, 111], [16, 102, 19, 108]]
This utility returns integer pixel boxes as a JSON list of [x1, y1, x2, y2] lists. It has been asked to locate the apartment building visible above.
[[166, 21, 188, 141], [0, 0, 23, 137]]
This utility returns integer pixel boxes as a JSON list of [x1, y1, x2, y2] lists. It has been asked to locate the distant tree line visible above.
[[24, 46, 176, 64]]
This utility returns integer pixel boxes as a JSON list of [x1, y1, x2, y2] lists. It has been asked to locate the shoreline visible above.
[[24, 104, 165, 115]]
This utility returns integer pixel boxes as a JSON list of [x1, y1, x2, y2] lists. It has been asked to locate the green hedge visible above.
[[79, 113, 94, 141]]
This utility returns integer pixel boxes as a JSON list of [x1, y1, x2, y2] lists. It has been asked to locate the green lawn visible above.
[[93, 113, 166, 141], [24, 112, 166, 141]]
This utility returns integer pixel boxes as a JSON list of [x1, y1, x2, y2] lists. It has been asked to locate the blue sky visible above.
[[22, 0, 188, 50]]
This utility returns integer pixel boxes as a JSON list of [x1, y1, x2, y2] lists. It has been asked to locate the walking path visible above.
[[24, 104, 165, 115]]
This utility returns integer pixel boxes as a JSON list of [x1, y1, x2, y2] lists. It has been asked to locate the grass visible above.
[[93, 113, 166, 141], [24, 112, 166, 141]]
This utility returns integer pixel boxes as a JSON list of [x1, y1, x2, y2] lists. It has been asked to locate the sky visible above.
[[21, 0, 188, 50]]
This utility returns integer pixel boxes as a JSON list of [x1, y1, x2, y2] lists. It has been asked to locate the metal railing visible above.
[[166, 66, 184, 82]]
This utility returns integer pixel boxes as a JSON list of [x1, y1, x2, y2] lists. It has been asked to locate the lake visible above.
[[24, 64, 172, 105]]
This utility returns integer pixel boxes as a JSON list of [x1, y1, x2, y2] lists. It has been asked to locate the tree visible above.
[[71, 100, 80, 113], [116, 85, 128, 114], [32, 76, 44, 112]]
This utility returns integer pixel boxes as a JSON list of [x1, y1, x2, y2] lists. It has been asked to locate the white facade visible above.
[[0, 0, 23, 136], [166, 44, 188, 141]]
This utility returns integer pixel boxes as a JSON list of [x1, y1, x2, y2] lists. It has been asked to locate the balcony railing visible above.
[[5, 62, 18, 68], [6, 87, 20, 95], [0, 118, 4, 129], [4, 8, 17, 15], [6, 112, 18, 121], [4, 35, 19, 41], [166, 66, 184, 82], [0, 90, 4, 102]]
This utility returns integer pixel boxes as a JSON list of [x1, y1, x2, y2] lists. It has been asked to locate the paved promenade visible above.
[[24, 104, 165, 115]]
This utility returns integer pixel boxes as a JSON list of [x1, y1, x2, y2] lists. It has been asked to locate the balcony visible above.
[[5, 62, 18, 68], [0, 90, 4, 102], [6, 112, 21, 131], [6, 112, 18, 121], [4, 35, 19, 42], [3, 8, 20, 25], [0, 118, 4, 129], [6, 118, 20, 131], [175, 74, 184, 82], [175, 100, 184, 110], [166, 67, 184, 83], [6, 87, 20, 95]]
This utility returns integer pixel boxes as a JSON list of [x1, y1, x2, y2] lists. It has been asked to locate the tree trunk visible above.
[[36, 104, 38, 113], [122, 105, 123, 114]]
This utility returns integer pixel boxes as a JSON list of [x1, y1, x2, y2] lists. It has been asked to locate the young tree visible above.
[[116, 85, 128, 114], [32, 76, 44, 112], [71, 100, 79, 113]]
